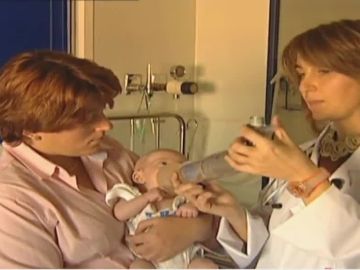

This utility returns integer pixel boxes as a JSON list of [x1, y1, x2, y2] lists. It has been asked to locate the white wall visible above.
[[87, 0, 198, 155], [193, 0, 269, 155], [93, 0, 196, 117], [192, 0, 269, 205]]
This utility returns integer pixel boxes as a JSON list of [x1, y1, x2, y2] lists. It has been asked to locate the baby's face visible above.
[[140, 150, 185, 190]]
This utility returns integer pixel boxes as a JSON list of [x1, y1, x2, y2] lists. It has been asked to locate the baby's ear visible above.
[[132, 169, 145, 184]]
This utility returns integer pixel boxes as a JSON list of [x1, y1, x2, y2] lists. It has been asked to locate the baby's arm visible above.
[[113, 188, 164, 221], [175, 181, 248, 242]]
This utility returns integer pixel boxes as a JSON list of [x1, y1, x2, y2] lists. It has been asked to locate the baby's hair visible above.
[[144, 148, 184, 157], [135, 148, 185, 169]]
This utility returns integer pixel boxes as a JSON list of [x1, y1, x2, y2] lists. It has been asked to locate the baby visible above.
[[105, 149, 217, 269]]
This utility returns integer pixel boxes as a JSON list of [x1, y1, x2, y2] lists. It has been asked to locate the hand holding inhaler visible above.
[[226, 115, 320, 185], [156, 116, 274, 193]]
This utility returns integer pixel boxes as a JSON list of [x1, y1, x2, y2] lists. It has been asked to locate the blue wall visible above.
[[0, 0, 69, 143], [0, 0, 69, 67]]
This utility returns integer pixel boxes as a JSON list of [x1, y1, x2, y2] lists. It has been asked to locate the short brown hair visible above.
[[282, 19, 360, 86], [281, 19, 360, 132], [0, 50, 121, 143]]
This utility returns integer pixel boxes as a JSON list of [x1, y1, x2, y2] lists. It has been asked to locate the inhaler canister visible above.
[[157, 116, 273, 191], [178, 116, 273, 183]]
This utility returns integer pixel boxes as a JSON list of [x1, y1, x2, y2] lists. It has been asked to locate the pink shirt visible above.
[[0, 136, 138, 268]]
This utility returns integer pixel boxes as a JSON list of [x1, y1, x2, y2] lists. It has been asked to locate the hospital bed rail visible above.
[[108, 112, 186, 155]]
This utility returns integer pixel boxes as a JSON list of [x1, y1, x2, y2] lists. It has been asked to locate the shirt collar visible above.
[[3, 142, 57, 179], [3, 142, 108, 185]]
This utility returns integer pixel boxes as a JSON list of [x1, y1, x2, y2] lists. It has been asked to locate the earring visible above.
[[23, 131, 42, 142], [30, 134, 42, 141]]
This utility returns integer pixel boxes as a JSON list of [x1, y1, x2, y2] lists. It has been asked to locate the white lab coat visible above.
[[217, 125, 360, 268]]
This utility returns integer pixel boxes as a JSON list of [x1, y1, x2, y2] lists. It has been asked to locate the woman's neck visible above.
[[43, 154, 82, 174], [333, 116, 360, 139]]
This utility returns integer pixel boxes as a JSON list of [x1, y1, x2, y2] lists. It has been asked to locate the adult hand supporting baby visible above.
[[126, 214, 213, 262], [174, 180, 248, 242]]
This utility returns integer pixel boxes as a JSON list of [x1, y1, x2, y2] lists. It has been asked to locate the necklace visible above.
[[319, 126, 360, 161]]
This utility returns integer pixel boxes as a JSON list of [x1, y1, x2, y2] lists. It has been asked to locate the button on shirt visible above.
[[0, 136, 138, 268]]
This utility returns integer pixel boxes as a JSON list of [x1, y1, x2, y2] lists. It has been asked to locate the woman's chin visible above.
[[310, 112, 329, 122], [83, 144, 102, 155]]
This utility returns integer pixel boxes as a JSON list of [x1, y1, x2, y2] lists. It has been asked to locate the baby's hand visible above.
[[145, 188, 164, 203], [176, 203, 199, 218], [175, 181, 242, 219]]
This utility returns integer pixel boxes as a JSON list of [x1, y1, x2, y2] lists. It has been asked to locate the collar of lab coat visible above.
[[309, 124, 360, 187]]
